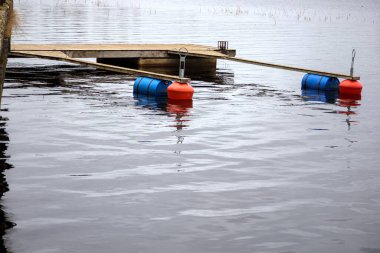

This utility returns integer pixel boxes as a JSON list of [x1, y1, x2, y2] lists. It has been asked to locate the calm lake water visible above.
[[1, 0, 380, 252]]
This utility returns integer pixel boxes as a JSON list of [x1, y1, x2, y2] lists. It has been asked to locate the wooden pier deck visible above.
[[11, 44, 236, 58], [10, 43, 237, 82], [10, 50, 192, 83], [10, 43, 360, 81]]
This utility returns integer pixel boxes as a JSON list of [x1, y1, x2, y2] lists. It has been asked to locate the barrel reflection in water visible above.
[[167, 99, 192, 169], [302, 88, 361, 130], [133, 94, 193, 129], [301, 89, 338, 104], [337, 93, 361, 130], [134, 94, 193, 169]]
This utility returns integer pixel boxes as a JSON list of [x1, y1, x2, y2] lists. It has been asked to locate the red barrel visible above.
[[339, 80, 363, 95], [167, 82, 194, 100]]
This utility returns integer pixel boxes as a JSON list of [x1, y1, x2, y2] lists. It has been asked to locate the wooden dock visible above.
[[11, 44, 236, 58], [10, 43, 237, 82], [10, 50, 192, 83], [10, 43, 360, 81]]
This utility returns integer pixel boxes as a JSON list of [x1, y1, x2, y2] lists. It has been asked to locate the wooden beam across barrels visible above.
[[167, 50, 360, 80]]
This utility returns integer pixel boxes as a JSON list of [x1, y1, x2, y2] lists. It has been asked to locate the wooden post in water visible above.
[[0, 0, 13, 107]]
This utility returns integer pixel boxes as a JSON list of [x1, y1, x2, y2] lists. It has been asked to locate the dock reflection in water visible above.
[[0, 116, 14, 253]]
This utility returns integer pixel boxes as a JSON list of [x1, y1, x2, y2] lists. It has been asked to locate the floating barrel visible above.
[[301, 73, 340, 91], [339, 79, 362, 96], [133, 77, 172, 97], [167, 82, 194, 100]]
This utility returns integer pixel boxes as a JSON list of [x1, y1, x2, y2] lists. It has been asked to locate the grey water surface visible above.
[[1, 0, 380, 252]]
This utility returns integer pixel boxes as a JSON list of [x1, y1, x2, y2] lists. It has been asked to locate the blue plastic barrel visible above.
[[133, 77, 172, 97], [301, 73, 339, 91]]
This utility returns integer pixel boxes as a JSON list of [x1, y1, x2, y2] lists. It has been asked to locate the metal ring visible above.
[[178, 47, 188, 58]]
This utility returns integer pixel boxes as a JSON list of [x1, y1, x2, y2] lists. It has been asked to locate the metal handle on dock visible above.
[[178, 47, 188, 79]]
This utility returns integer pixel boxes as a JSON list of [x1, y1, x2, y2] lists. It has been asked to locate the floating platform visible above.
[[10, 43, 237, 82], [9, 43, 360, 81]]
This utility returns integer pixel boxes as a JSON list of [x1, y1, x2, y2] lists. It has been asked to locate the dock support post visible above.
[[0, 38, 10, 107], [0, 0, 13, 107]]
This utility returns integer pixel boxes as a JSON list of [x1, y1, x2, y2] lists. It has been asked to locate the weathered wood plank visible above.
[[11, 43, 236, 59], [224, 56, 360, 80], [12, 43, 220, 51]]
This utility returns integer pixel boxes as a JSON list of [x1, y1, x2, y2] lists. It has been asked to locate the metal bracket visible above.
[[175, 47, 188, 79], [350, 49, 356, 78]]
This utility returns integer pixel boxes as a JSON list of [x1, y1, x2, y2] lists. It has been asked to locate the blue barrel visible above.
[[301, 73, 339, 91], [133, 77, 172, 97]]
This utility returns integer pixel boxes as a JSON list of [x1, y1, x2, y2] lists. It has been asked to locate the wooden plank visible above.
[[11, 43, 236, 58], [168, 50, 360, 80], [225, 56, 360, 80], [11, 44, 224, 53], [10, 51, 191, 83]]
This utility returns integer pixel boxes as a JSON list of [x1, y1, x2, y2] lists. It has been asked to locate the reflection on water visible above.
[[134, 94, 168, 112], [166, 99, 193, 130], [302, 89, 338, 104], [0, 116, 14, 253], [302, 88, 362, 130], [2, 0, 380, 252], [134, 94, 192, 131], [337, 96, 361, 116], [167, 99, 192, 169], [337, 93, 361, 131]]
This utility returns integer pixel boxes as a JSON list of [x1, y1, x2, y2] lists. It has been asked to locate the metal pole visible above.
[[350, 49, 356, 78], [179, 55, 186, 78]]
